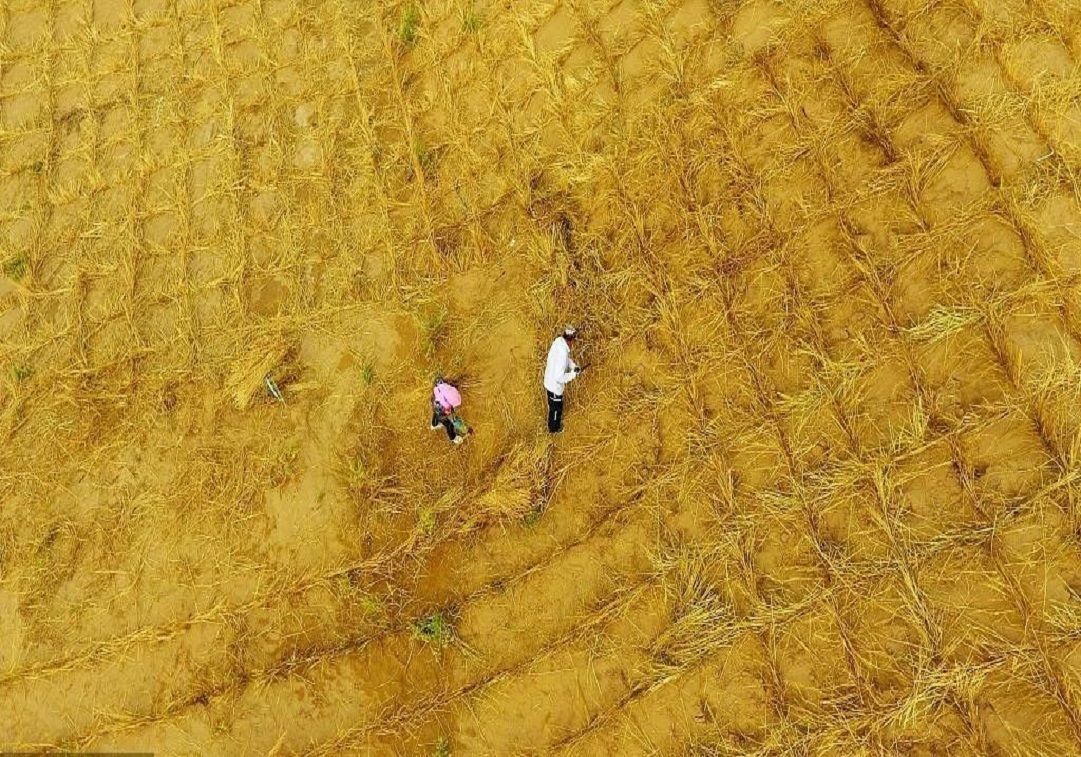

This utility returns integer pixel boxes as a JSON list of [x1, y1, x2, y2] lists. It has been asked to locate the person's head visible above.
[[562, 325, 577, 343], [433, 374, 444, 387]]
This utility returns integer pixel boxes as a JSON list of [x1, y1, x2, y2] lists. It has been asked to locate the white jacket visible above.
[[543, 336, 578, 395]]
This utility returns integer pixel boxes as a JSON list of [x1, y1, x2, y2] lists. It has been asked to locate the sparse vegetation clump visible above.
[[461, 6, 481, 34], [2, 0, 1079, 754], [413, 612, 454, 647], [2, 255, 27, 282], [398, 4, 420, 46]]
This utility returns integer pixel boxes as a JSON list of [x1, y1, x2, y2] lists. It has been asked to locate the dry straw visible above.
[[5, 0, 1081, 753]]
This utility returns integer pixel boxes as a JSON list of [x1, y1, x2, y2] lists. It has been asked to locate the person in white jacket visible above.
[[543, 326, 581, 433]]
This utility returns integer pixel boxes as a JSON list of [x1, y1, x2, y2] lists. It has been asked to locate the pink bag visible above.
[[433, 382, 462, 412]]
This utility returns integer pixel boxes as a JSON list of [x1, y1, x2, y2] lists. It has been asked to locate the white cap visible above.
[[563, 325, 577, 338]]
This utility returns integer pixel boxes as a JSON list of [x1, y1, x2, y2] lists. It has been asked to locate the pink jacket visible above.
[[433, 382, 462, 414]]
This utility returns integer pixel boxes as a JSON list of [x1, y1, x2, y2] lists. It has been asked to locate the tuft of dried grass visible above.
[[223, 334, 294, 410]]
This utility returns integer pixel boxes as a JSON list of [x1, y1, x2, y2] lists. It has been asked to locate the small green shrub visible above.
[[399, 4, 420, 45], [418, 506, 437, 535], [3, 255, 28, 281], [413, 611, 453, 647], [522, 505, 544, 527], [462, 8, 481, 33]]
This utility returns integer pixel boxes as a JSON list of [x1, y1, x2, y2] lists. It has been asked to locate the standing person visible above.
[[430, 375, 465, 445], [543, 326, 581, 434]]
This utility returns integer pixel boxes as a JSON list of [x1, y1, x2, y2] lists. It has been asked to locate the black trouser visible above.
[[432, 411, 456, 440], [546, 390, 564, 433]]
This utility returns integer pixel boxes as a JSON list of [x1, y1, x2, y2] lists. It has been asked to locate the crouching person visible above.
[[430, 375, 467, 445]]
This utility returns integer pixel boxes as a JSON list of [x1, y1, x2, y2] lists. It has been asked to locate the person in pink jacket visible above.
[[430, 375, 465, 445]]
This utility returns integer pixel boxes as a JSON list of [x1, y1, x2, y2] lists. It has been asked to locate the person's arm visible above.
[[562, 356, 579, 383]]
